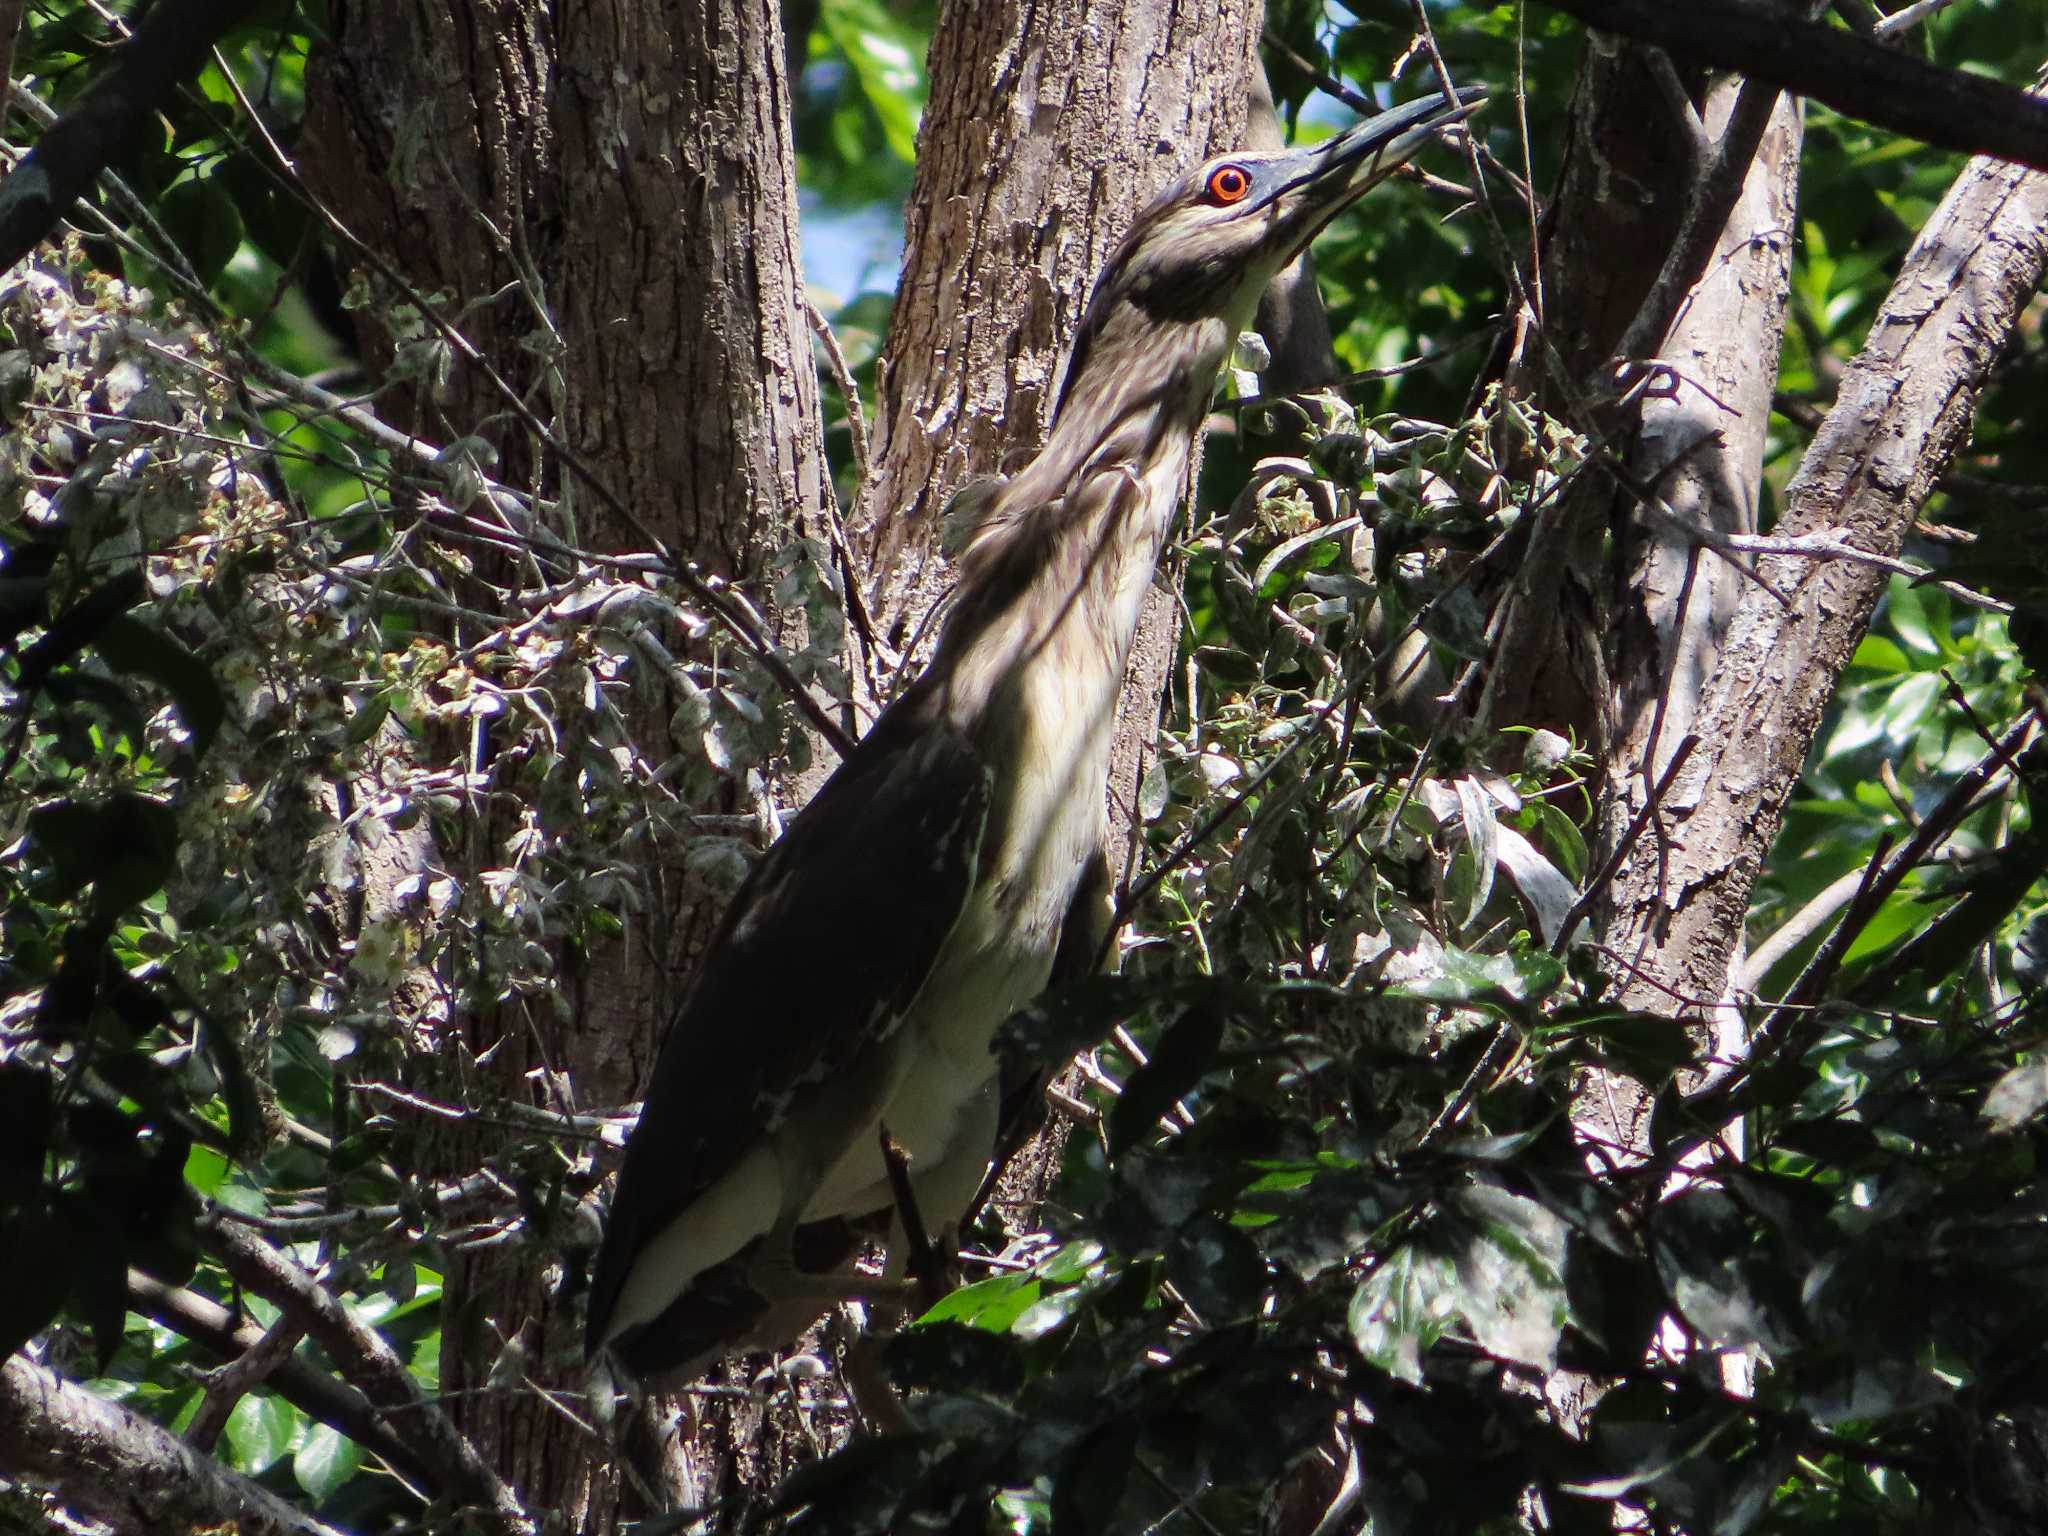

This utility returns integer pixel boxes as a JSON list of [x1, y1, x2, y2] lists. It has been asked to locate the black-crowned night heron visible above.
[[586, 85, 1480, 1379]]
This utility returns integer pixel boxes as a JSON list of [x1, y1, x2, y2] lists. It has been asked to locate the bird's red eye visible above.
[[1207, 165, 1252, 205]]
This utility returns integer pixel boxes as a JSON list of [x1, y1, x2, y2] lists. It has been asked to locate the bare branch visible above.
[[183, 1309, 307, 1456], [1738, 868, 1869, 990], [0, 0, 258, 269], [1540, 0, 2048, 171], [197, 1211, 536, 1536], [1874, 0, 1963, 38], [124, 1270, 443, 1493], [0, 1353, 345, 1536]]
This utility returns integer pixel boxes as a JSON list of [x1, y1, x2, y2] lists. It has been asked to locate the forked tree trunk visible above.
[[304, 0, 1265, 1520], [1485, 41, 2048, 1170], [1471, 43, 1803, 1145], [1595, 106, 2048, 1039]]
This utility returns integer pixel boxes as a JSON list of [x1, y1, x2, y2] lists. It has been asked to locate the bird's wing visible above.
[[586, 698, 991, 1352]]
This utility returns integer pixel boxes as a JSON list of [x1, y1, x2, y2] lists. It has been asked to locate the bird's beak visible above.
[[1258, 85, 1484, 259]]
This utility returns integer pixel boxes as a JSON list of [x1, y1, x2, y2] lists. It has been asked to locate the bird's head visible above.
[[1057, 86, 1483, 410]]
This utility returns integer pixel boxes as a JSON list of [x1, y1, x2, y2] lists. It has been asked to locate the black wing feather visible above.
[[586, 687, 990, 1355]]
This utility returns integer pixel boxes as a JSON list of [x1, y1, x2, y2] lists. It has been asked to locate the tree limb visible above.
[[0, 1352, 345, 1536], [1616, 74, 1784, 359], [1538, 0, 2048, 171], [0, 0, 258, 270], [197, 1210, 535, 1536], [125, 1269, 442, 1493], [1600, 114, 2048, 1024]]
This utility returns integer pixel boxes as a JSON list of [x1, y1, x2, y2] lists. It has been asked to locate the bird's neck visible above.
[[932, 310, 1235, 722], [914, 307, 1237, 901]]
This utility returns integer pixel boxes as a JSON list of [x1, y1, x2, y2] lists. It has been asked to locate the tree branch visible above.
[[197, 1211, 535, 1536], [1539, 0, 2048, 171], [1584, 77, 2048, 1025], [0, 1353, 345, 1536], [1616, 74, 1783, 358], [0, 0, 258, 270], [125, 1270, 442, 1493]]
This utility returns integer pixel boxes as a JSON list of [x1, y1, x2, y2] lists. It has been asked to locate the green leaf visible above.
[[1851, 633, 1910, 674], [1650, 1189, 1802, 1353], [293, 1421, 363, 1502], [224, 1391, 297, 1475], [1349, 1246, 1452, 1384], [25, 792, 179, 918], [881, 1321, 1025, 1396], [1447, 1185, 1567, 1372], [819, 0, 926, 162], [917, 1270, 1043, 1332], [1165, 1213, 1267, 1321], [1886, 578, 1939, 656], [1392, 943, 1544, 1010], [1002, 974, 1143, 1066], [1530, 799, 1588, 885], [93, 614, 226, 757], [1110, 1002, 1226, 1154], [1878, 670, 1942, 744], [1549, 1007, 1699, 1085]]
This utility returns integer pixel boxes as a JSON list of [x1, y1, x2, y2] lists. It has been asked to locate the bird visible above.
[[585, 84, 1482, 1380]]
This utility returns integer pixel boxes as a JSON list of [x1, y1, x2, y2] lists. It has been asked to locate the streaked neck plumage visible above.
[[929, 290, 1253, 723]]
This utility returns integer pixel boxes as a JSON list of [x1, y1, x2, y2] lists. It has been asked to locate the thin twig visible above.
[[1761, 710, 2038, 1037], [197, 1213, 533, 1536], [1552, 736, 1702, 954]]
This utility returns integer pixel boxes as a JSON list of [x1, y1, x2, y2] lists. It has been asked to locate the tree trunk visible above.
[[1594, 118, 2048, 1036], [1584, 77, 1804, 1155], [303, 0, 1270, 1520], [303, 0, 828, 1523], [1476, 41, 1694, 748], [1462, 42, 1802, 1164], [858, 0, 1263, 846]]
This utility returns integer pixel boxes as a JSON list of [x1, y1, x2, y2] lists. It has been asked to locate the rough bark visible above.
[[1470, 41, 1805, 1173], [301, 1, 556, 458], [1606, 86, 1800, 774], [549, 0, 833, 1090], [303, 0, 830, 1524], [1593, 124, 2048, 1033], [1574, 82, 1802, 1157], [0, 1354, 347, 1536], [1476, 40, 1694, 746]]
